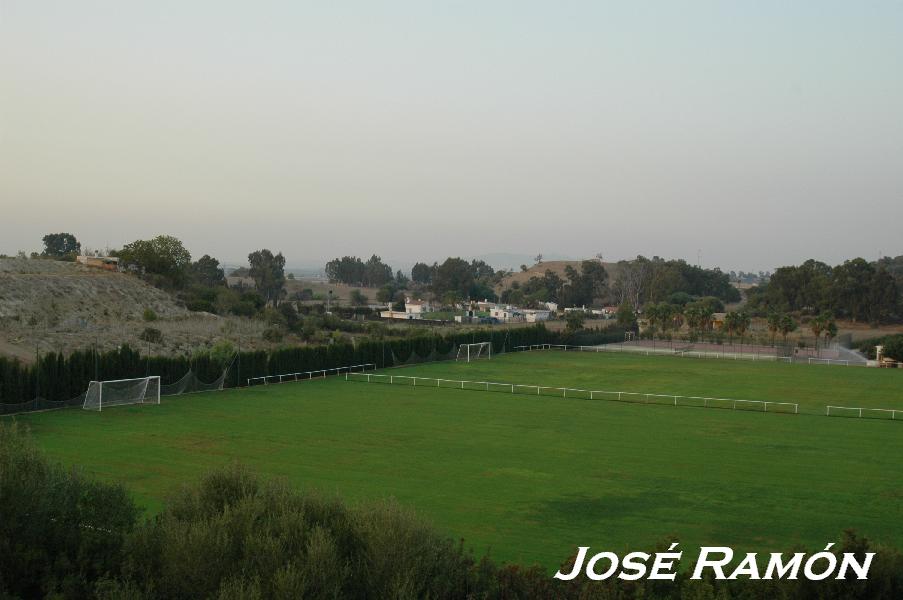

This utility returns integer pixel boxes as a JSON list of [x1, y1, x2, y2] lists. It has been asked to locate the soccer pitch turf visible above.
[[10, 350, 903, 569]]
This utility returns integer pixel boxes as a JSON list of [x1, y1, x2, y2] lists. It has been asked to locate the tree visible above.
[[560, 260, 608, 307], [534, 254, 543, 264], [349, 289, 369, 306], [564, 310, 585, 332], [364, 255, 393, 287], [644, 303, 670, 337], [190, 255, 225, 287], [411, 262, 434, 284], [766, 311, 782, 344], [117, 235, 192, 287], [616, 302, 637, 331], [779, 314, 798, 342], [248, 249, 286, 306], [432, 257, 473, 301], [684, 300, 715, 338], [376, 284, 397, 303], [41, 232, 80, 258]]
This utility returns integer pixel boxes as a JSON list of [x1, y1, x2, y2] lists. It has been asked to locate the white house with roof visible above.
[[490, 305, 524, 323], [405, 298, 433, 316], [523, 309, 552, 323]]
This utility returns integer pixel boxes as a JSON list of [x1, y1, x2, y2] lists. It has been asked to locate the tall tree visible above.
[[41, 233, 81, 258], [117, 235, 192, 287], [191, 255, 225, 287], [432, 257, 473, 301], [411, 262, 435, 284], [248, 249, 286, 306]]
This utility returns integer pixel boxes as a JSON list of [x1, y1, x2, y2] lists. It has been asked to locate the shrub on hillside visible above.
[[138, 327, 163, 344], [142, 308, 157, 322]]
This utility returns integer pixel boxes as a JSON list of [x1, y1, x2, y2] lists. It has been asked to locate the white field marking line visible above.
[[344, 373, 799, 414]]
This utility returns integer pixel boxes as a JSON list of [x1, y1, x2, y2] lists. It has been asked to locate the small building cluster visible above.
[[76, 253, 119, 272]]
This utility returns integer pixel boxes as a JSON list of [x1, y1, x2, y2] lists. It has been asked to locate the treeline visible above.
[[324, 255, 398, 287], [747, 258, 900, 324], [0, 325, 557, 405], [3, 424, 902, 599], [612, 256, 741, 307], [501, 260, 608, 308], [326, 255, 505, 303]]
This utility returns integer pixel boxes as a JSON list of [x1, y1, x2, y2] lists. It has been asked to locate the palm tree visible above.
[[734, 311, 751, 350], [723, 311, 740, 345], [809, 314, 826, 351], [766, 311, 782, 345], [779, 314, 797, 343], [819, 312, 837, 349]]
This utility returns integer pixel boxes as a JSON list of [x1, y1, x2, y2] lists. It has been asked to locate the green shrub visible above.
[[139, 327, 163, 344], [262, 327, 283, 343], [0, 422, 139, 599], [142, 308, 157, 322]]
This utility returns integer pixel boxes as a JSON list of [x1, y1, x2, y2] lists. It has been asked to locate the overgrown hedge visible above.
[[0, 325, 559, 405]]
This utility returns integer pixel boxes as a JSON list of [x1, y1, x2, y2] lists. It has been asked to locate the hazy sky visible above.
[[2, 1, 902, 272]]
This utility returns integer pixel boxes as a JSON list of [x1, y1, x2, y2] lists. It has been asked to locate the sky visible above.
[[2, 1, 902, 272]]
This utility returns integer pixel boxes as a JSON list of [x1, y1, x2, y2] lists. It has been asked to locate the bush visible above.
[[138, 327, 163, 344], [0, 423, 139, 599], [262, 327, 283, 343], [185, 300, 215, 313], [113, 465, 485, 599], [142, 308, 157, 322], [230, 301, 257, 317]]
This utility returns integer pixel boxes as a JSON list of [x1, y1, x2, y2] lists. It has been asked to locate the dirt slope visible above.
[[0, 258, 187, 324]]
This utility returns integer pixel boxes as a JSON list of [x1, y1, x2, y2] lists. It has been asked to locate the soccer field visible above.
[[10, 350, 903, 569]]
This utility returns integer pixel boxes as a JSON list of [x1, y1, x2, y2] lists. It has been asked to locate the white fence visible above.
[[248, 363, 375, 387], [826, 405, 901, 420], [346, 372, 799, 415], [808, 357, 850, 366]]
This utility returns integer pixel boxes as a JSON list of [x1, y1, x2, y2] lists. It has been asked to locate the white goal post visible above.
[[456, 342, 491, 362], [82, 376, 161, 411]]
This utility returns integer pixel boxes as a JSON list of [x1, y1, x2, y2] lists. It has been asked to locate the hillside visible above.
[[0, 258, 267, 362], [496, 260, 623, 294]]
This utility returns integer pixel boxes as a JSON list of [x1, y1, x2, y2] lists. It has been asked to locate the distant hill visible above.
[[496, 260, 623, 293]]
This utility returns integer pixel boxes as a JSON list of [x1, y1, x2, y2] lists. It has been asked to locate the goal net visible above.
[[456, 342, 491, 362], [82, 376, 161, 411]]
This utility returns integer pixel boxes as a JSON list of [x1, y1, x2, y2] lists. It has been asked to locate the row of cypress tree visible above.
[[0, 325, 558, 406]]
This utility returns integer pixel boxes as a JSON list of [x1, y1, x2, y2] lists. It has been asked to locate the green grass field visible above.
[[9, 350, 903, 570]]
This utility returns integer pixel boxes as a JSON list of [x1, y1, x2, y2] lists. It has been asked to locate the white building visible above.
[[405, 298, 433, 316], [490, 305, 524, 323], [380, 310, 416, 320], [523, 309, 552, 323]]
